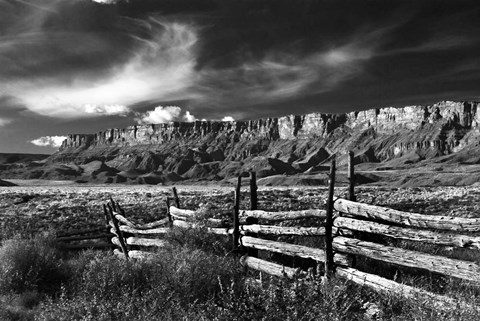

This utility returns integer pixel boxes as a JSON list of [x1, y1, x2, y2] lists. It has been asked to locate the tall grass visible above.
[[2, 228, 480, 320], [0, 234, 67, 295]]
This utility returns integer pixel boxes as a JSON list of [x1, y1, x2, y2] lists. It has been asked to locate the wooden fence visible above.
[[55, 227, 112, 251], [54, 152, 480, 308], [54, 204, 114, 250]]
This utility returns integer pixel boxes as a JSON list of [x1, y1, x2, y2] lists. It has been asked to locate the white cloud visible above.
[[0, 118, 12, 127], [136, 106, 196, 124], [30, 135, 67, 148], [84, 104, 130, 116], [222, 116, 235, 121], [137, 106, 181, 123], [183, 111, 196, 122], [7, 20, 199, 119], [91, 0, 117, 4]]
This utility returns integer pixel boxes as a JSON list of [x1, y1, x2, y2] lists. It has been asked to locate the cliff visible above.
[[28, 100, 480, 184], [60, 100, 479, 152]]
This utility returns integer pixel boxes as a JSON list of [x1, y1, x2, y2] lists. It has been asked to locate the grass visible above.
[[0, 234, 68, 295], [1, 230, 480, 321]]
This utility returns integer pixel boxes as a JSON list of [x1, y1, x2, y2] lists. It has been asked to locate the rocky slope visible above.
[[4, 100, 480, 185]]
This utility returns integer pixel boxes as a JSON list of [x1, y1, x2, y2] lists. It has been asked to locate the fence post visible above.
[[246, 171, 259, 257], [165, 197, 172, 223], [250, 171, 258, 211], [348, 151, 356, 202], [233, 176, 242, 253], [324, 157, 336, 279], [172, 187, 180, 208], [102, 204, 110, 227], [107, 202, 129, 260], [110, 197, 117, 212]]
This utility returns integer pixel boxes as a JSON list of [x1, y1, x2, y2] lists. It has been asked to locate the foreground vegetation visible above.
[[2, 185, 480, 320], [0, 228, 479, 321]]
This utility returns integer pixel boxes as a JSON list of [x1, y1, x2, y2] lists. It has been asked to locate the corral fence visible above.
[[53, 151, 480, 308]]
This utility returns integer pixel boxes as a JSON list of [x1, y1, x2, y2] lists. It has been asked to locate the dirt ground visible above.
[[2, 180, 480, 238]]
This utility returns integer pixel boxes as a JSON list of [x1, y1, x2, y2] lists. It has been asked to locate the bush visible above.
[[67, 252, 156, 300], [0, 235, 67, 294], [151, 246, 243, 303], [36, 245, 243, 320]]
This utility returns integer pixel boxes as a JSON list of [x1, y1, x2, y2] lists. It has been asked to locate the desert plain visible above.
[[2, 179, 480, 238]]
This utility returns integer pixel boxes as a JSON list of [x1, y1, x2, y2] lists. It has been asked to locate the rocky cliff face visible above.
[[61, 101, 479, 152], [38, 100, 479, 184]]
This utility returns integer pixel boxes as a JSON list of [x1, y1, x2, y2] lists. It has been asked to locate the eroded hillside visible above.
[[3, 101, 480, 186]]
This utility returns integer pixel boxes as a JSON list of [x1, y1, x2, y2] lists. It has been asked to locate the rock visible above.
[[246, 157, 295, 178], [267, 158, 296, 174], [183, 162, 221, 179], [292, 147, 329, 171], [136, 173, 164, 185], [209, 149, 225, 161], [7, 100, 480, 185], [136, 171, 183, 184], [354, 146, 378, 164], [81, 160, 118, 177], [171, 158, 196, 175], [363, 302, 383, 320]]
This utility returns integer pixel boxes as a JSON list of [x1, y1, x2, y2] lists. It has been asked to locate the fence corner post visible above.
[[233, 176, 242, 254], [348, 150, 356, 202], [107, 202, 129, 260], [324, 156, 336, 280], [250, 171, 258, 211], [165, 197, 172, 223], [102, 204, 110, 227], [172, 187, 180, 208]]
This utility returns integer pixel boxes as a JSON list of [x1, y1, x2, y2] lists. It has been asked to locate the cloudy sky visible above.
[[1, 0, 480, 153]]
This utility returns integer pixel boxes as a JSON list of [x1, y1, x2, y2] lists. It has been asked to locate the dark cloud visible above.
[[1, 0, 480, 152]]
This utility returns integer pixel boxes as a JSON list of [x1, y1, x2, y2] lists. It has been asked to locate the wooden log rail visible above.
[[240, 236, 351, 266], [56, 227, 108, 237], [169, 206, 195, 218], [239, 224, 326, 236], [57, 242, 113, 250], [172, 220, 233, 236], [111, 236, 167, 248], [240, 209, 326, 221], [118, 225, 170, 235], [335, 217, 480, 249], [112, 212, 170, 230], [113, 249, 156, 260], [169, 206, 228, 227], [56, 233, 111, 243], [336, 267, 471, 311], [240, 255, 306, 279], [107, 206, 129, 260], [334, 198, 480, 232], [332, 236, 480, 283]]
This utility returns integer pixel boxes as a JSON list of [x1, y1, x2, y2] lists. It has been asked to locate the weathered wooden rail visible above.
[[55, 225, 112, 251], [332, 197, 480, 288]]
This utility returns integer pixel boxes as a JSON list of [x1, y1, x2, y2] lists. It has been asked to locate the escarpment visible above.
[[14, 100, 480, 184]]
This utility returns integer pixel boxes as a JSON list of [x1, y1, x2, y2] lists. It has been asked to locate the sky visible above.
[[1, 0, 480, 154]]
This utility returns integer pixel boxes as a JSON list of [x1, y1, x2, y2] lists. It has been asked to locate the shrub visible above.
[[150, 246, 243, 304], [67, 252, 156, 300], [208, 277, 365, 320], [0, 235, 67, 294], [36, 245, 244, 320]]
